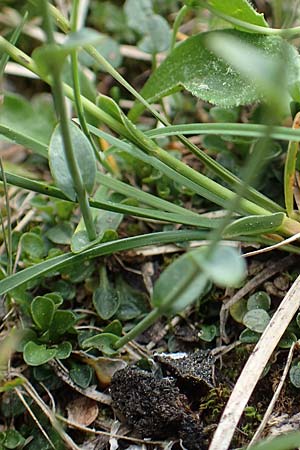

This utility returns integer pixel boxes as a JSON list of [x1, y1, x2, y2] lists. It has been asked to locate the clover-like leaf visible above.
[[31, 296, 55, 331], [23, 341, 57, 366]]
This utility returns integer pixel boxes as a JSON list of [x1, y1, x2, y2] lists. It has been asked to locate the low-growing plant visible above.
[[2, 1, 300, 448]]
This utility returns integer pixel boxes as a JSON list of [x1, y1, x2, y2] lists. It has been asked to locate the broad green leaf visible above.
[[20, 232, 46, 260], [49, 310, 77, 338], [194, 246, 246, 287], [129, 30, 299, 119], [223, 213, 285, 237], [55, 341, 72, 359], [243, 309, 270, 333], [138, 15, 171, 54], [3, 430, 25, 449], [93, 286, 120, 321], [31, 296, 55, 331], [49, 121, 96, 201], [71, 210, 122, 253], [290, 364, 300, 388], [23, 341, 57, 366], [46, 222, 74, 245], [124, 0, 152, 34], [82, 333, 119, 355], [115, 276, 148, 321], [185, 0, 268, 29], [207, 32, 299, 114], [152, 251, 209, 315], [0, 93, 55, 154], [247, 291, 271, 311], [80, 34, 122, 69]]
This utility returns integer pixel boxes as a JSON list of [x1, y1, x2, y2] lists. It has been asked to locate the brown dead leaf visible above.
[[66, 396, 99, 426]]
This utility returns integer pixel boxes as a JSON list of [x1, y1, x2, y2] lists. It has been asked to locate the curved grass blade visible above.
[[0, 230, 209, 295], [0, 171, 218, 229], [146, 122, 300, 143]]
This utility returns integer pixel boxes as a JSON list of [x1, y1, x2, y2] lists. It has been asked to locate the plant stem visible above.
[[170, 5, 189, 51], [40, 0, 96, 241], [114, 308, 161, 349], [70, 0, 101, 164], [196, 0, 300, 38]]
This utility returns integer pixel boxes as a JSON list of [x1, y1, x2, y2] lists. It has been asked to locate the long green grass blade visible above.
[[0, 230, 208, 295]]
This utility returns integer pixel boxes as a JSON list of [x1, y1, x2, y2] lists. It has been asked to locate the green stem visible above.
[[40, 0, 96, 241], [197, 0, 300, 39], [114, 308, 161, 349], [70, 0, 102, 165], [170, 5, 189, 51]]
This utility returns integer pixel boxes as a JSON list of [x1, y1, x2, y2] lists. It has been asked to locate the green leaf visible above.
[[243, 309, 270, 333], [152, 251, 209, 315], [198, 324, 217, 342], [71, 208, 122, 253], [55, 341, 72, 359], [279, 332, 297, 349], [290, 364, 300, 388], [3, 430, 25, 449], [49, 121, 96, 201], [70, 363, 93, 388], [31, 296, 55, 331], [23, 342, 57, 366], [93, 286, 120, 321], [185, 0, 268, 28], [63, 28, 104, 50], [103, 320, 122, 336], [49, 310, 77, 338], [44, 292, 63, 307], [0, 230, 208, 296], [138, 15, 171, 54], [129, 30, 299, 119], [247, 291, 271, 311], [230, 298, 248, 323], [124, 0, 153, 34], [46, 222, 74, 245], [82, 333, 119, 355], [0, 93, 55, 155], [79, 34, 122, 69], [194, 246, 246, 287], [116, 277, 148, 320], [223, 213, 285, 238], [239, 328, 260, 343], [20, 232, 46, 260]]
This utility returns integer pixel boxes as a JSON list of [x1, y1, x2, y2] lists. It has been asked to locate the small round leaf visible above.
[[23, 341, 57, 366], [247, 291, 271, 311], [290, 364, 300, 388], [31, 296, 55, 331], [243, 309, 270, 333]]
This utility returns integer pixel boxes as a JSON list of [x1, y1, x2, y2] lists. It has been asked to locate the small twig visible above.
[[49, 359, 112, 405], [247, 342, 297, 448], [57, 415, 165, 446], [15, 388, 55, 449], [220, 254, 298, 343], [209, 275, 300, 450]]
